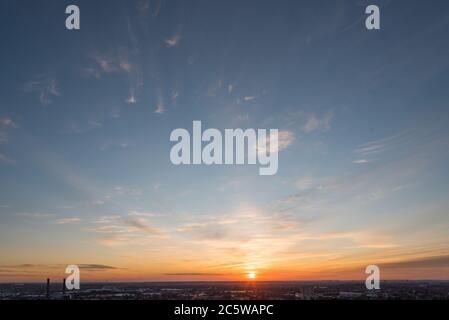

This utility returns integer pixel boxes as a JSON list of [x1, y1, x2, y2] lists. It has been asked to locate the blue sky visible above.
[[1, 0, 449, 281]]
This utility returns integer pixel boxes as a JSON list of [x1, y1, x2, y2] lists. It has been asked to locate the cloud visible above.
[[122, 216, 162, 235], [0, 117, 18, 129], [352, 129, 426, 160], [113, 186, 142, 197], [24, 77, 60, 105], [82, 67, 101, 79], [391, 184, 417, 192], [137, 0, 151, 14], [16, 212, 55, 219], [126, 83, 143, 105], [0, 264, 121, 276], [137, 0, 161, 17], [178, 223, 228, 241], [171, 91, 179, 101], [126, 94, 137, 104], [86, 50, 143, 105], [296, 177, 317, 191], [352, 128, 437, 165], [243, 96, 255, 102], [154, 103, 165, 114], [93, 215, 121, 224], [1, 264, 43, 269], [67, 119, 103, 134], [352, 159, 370, 164], [94, 56, 116, 73], [257, 130, 295, 155], [53, 217, 81, 225], [16, 213, 82, 225], [273, 110, 334, 135], [177, 205, 305, 245], [153, 0, 162, 16], [301, 112, 333, 133], [173, 204, 314, 275], [381, 255, 449, 269], [87, 213, 164, 246], [90, 54, 132, 75], [78, 264, 120, 270], [277, 130, 295, 151], [92, 186, 143, 206], [165, 35, 180, 47], [164, 273, 227, 276], [118, 55, 133, 73], [128, 210, 161, 217], [99, 140, 129, 151]]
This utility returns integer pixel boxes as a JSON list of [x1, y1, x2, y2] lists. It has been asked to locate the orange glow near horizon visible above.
[[3, 263, 449, 283]]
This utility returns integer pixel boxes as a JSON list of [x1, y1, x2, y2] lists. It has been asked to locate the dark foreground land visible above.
[[1, 280, 449, 300]]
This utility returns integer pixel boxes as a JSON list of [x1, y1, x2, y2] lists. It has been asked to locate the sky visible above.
[[1, 0, 449, 282]]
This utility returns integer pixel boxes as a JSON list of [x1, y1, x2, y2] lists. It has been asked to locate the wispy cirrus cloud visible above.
[[352, 159, 370, 164], [78, 264, 121, 270], [67, 118, 103, 134], [85, 49, 143, 105], [301, 112, 333, 133], [87, 213, 165, 246], [99, 140, 129, 151], [353, 131, 411, 158], [122, 216, 162, 235], [92, 186, 143, 206], [16, 212, 82, 225], [53, 217, 81, 225], [16, 212, 84, 226], [272, 110, 334, 134], [128, 210, 162, 217], [24, 76, 60, 105], [88, 53, 133, 75], [0, 263, 121, 276], [15, 212, 56, 219], [165, 272, 228, 276], [154, 103, 165, 114], [295, 177, 318, 191], [257, 130, 295, 155], [351, 126, 442, 164]]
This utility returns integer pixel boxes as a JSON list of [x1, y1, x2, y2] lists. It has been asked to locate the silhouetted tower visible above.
[[46, 278, 50, 299], [62, 278, 66, 294]]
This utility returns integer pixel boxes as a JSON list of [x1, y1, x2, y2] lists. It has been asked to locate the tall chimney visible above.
[[63, 278, 66, 294], [46, 278, 50, 299]]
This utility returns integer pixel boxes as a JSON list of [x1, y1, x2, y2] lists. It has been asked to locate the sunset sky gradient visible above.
[[1, 0, 449, 282]]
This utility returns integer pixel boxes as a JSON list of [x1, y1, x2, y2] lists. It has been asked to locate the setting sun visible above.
[[248, 272, 257, 280]]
